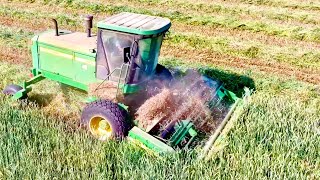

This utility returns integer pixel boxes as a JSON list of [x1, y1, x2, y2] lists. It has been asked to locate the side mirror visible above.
[[123, 47, 130, 63]]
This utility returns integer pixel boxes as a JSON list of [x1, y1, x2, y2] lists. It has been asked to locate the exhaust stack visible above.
[[84, 15, 93, 37], [52, 19, 59, 36]]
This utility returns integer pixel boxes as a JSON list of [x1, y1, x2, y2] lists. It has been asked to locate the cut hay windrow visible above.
[[3, 2, 320, 53], [161, 45, 320, 84], [135, 88, 175, 130]]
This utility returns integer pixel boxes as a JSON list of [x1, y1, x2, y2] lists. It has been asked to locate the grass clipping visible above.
[[136, 71, 217, 133]]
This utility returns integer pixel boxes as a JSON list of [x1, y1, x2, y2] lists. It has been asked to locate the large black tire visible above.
[[2, 84, 27, 99], [81, 100, 130, 140]]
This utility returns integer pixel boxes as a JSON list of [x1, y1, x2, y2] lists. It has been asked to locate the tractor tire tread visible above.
[[81, 99, 129, 139]]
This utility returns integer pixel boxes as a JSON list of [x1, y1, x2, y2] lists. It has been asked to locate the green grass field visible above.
[[0, 0, 319, 179]]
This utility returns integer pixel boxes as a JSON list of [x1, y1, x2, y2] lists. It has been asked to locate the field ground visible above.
[[0, 0, 319, 179]]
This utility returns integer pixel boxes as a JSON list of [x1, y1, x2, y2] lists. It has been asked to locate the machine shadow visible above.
[[27, 93, 56, 107], [26, 84, 87, 108], [198, 67, 255, 97]]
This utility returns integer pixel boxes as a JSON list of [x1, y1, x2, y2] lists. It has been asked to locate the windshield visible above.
[[98, 30, 165, 83], [101, 31, 133, 75]]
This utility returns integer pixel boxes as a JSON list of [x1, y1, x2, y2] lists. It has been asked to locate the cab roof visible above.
[[97, 12, 171, 36]]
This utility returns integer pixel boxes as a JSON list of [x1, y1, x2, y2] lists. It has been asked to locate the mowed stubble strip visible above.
[[2, 1, 320, 51], [5, 0, 320, 43], [95, 0, 320, 26], [3, 1, 320, 50], [70, 0, 320, 43]]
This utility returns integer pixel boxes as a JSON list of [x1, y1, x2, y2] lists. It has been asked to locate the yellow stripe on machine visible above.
[[75, 57, 95, 66], [40, 47, 73, 59], [40, 47, 95, 66]]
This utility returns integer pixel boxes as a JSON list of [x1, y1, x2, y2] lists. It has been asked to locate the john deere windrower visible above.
[[3, 13, 242, 155]]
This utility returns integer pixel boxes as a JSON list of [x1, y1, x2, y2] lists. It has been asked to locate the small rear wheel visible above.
[[81, 100, 129, 141], [2, 84, 27, 99]]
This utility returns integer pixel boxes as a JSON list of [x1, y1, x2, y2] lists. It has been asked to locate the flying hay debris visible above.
[[136, 70, 221, 133]]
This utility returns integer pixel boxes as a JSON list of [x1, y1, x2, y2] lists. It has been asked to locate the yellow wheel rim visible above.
[[89, 116, 113, 141]]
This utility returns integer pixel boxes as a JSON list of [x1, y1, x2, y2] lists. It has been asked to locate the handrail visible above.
[[94, 64, 128, 92], [94, 68, 117, 92], [115, 63, 130, 99]]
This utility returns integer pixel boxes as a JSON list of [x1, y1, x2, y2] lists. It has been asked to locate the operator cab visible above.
[[96, 12, 171, 84]]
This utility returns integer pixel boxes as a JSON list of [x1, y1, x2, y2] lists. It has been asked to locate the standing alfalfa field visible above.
[[0, 0, 319, 179]]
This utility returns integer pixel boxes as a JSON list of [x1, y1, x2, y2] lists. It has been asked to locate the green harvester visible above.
[[3, 12, 241, 156]]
